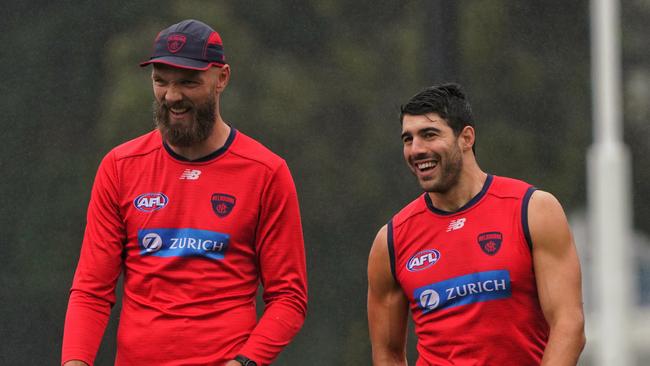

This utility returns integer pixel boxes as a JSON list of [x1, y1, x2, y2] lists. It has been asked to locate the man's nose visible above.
[[411, 137, 428, 155], [164, 85, 183, 105]]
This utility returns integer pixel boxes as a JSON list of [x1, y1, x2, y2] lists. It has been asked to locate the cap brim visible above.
[[139, 56, 225, 71]]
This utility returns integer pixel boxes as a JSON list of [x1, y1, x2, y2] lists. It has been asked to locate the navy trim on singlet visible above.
[[387, 220, 397, 281], [424, 174, 494, 215], [163, 127, 237, 162], [521, 186, 537, 252]]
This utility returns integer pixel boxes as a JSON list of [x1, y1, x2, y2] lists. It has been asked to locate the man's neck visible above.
[[166, 120, 231, 161], [426, 168, 487, 212]]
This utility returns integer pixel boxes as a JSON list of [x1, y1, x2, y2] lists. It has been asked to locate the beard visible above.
[[416, 144, 463, 194], [153, 94, 216, 147]]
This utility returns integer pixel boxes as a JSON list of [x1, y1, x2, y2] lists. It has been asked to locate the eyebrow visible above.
[[401, 126, 442, 139], [151, 70, 168, 80], [152, 69, 201, 80]]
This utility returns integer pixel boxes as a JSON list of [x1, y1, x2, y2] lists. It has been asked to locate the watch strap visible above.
[[234, 354, 257, 366]]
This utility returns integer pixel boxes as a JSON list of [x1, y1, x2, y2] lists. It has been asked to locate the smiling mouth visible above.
[[416, 160, 438, 172], [169, 107, 191, 117]]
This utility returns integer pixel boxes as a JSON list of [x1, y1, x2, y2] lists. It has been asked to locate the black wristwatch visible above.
[[234, 354, 257, 366]]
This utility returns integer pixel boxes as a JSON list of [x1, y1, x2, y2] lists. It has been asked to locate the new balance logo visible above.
[[446, 218, 466, 232], [180, 169, 201, 180]]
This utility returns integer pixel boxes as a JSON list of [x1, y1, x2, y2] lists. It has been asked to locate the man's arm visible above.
[[368, 225, 409, 366], [62, 151, 125, 366], [529, 190, 586, 365], [234, 162, 307, 366]]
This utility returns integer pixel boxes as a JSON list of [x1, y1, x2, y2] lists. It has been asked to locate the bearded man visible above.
[[62, 19, 307, 366]]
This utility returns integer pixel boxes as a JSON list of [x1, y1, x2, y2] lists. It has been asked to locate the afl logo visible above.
[[141, 233, 163, 253], [134, 193, 168, 212], [407, 249, 441, 272]]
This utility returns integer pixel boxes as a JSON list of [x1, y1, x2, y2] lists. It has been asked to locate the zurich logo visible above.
[[407, 249, 441, 272], [414, 270, 511, 314], [419, 289, 440, 310], [134, 192, 168, 212], [137, 228, 230, 260], [141, 233, 163, 253]]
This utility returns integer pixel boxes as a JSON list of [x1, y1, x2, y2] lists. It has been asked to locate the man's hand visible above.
[[224, 361, 241, 366]]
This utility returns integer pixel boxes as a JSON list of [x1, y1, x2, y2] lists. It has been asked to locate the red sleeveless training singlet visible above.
[[389, 175, 549, 365]]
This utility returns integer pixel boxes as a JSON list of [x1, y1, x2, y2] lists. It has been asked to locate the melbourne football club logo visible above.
[[134, 192, 168, 212], [211, 193, 236, 218], [167, 34, 186, 53], [406, 249, 441, 272], [477, 231, 503, 255]]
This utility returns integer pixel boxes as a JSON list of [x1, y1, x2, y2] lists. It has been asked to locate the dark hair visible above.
[[400, 83, 474, 136]]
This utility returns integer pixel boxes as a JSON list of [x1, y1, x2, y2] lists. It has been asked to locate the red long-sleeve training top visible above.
[[62, 128, 307, 365]]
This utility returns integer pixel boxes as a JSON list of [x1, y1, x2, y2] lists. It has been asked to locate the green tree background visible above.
[[1, 1, 648, 364]]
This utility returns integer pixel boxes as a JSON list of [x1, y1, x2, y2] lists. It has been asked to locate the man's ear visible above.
[[459, 125, 475, 152], [215, 64, 230, 92]]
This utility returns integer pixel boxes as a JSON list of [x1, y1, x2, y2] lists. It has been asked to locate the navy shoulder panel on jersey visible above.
[[387, 220, 397, 282], [521, 186, 537, 252]]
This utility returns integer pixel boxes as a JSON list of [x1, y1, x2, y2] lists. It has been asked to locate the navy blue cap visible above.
[[140, 19, 226, 70]]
